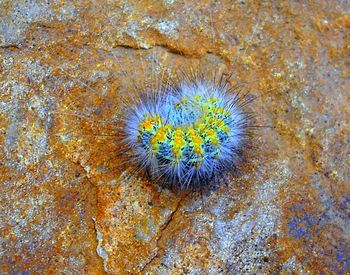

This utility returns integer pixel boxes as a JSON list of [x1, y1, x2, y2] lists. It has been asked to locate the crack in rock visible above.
[[140, 195, 185, 272], [92, 217, 109, 273]]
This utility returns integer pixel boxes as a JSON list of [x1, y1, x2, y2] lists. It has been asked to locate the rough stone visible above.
[[1, 0, 349, 273]]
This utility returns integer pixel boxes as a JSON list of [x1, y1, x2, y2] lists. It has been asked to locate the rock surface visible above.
[[1, 0, 349, 273]]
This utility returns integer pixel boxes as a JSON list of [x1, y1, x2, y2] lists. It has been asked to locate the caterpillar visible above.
[[120, 70, 255, 190]]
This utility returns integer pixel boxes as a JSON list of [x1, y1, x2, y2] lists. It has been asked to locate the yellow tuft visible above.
[[223, 126, 230, 133], [142, 120, 153, 131], [152, 143, 160, 150], [194, 146, 202, 154], [209, 117, 216, 124], [216, 120, 224, 127], [192, 136, 202, 145], [198, 123, 206, 131], [205, 129, 215, 136], [194, 94, 201, 101], [173, 147, 179, 155], [212, 138, 219, 146], [141, 116, 162, 131], [150, 138, 157, 145]]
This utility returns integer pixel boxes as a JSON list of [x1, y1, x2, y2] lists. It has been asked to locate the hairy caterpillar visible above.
[[119, 70, 255, 190]]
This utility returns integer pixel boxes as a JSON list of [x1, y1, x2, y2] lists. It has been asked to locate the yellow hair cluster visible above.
[[138, 96, 231, 163]]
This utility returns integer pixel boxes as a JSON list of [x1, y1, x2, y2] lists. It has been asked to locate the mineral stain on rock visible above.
[[1, 0, 349, 273]]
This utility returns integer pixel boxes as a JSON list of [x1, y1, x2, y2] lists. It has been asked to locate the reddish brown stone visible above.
[[1, 0, 349, 273]]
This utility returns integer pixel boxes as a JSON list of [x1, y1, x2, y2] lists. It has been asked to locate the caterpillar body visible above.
[[121, 72, 254, 190]]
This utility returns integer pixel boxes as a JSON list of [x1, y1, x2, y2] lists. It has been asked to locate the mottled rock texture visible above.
[[1, 0, 349, 274]]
